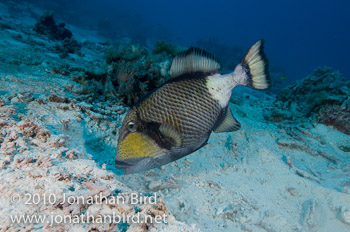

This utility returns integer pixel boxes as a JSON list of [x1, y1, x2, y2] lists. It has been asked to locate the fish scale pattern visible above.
[[138, 76, 222, 150]]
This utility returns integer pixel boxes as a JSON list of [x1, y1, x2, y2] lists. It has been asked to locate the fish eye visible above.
[[127, 122, 137, 132]]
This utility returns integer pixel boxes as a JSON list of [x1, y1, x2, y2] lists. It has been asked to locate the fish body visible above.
[[116, 40, 270, 174]]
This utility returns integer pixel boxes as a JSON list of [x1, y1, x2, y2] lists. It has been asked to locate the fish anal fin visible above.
[[214, 107, 241, 133], [170, 46, 222, 78], [159, 123, 182, 147]]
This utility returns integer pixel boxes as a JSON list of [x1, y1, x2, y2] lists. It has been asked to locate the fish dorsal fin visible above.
[[170, 46, 222, 78], [159, 123, 182, 147], [214, 107, 241, 133]]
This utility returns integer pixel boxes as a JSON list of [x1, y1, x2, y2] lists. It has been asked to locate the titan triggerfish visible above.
[[116, 40, 270, 174]]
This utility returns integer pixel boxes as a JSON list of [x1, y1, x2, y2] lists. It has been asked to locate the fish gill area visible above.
[[0, 2, 349, 232]]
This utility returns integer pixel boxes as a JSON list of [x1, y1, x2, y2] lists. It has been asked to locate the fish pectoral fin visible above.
[[213, 107, 241, 133], [159, 123, 182, 147]]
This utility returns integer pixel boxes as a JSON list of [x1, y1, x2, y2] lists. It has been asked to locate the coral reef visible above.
[[33, 12, 81, 57], [33, 12, 72, 40], [152, 40, 182, 57], [265, 67, 350, 134], [102, 41, 174, 106], [55, 38, 82, 58]]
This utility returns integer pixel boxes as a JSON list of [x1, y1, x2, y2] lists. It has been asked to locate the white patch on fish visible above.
[[206, 73, 237, 108]]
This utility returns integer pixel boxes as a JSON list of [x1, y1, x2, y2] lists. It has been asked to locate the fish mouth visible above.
[[115, 159, 133, 169]]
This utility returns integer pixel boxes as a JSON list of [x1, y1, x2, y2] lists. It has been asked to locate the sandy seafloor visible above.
[[0, 2, 350, 232]]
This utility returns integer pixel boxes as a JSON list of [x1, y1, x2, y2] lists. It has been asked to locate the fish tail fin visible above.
[[233, 39, 270, 89]]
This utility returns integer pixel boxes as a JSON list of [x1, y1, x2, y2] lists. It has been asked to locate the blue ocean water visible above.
[[25, 0, 350, 80]]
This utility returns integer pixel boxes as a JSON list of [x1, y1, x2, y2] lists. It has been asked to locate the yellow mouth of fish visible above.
[[117, 132, 164, 161]]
